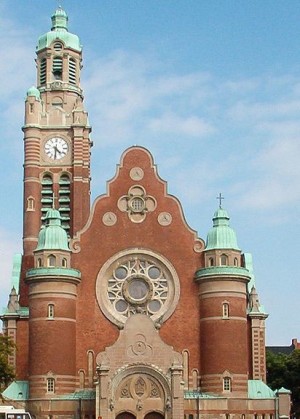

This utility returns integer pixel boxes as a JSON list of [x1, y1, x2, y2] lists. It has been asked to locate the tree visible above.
[[266, 349, 300, 417], [0, 335, 15, 391]]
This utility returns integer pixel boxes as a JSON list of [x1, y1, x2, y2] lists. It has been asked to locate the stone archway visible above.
[[116, 413, 136, 419], [144, 413, 164, 419]]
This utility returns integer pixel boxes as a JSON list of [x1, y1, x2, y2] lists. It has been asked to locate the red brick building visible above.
[[1, 7, 291, 419]]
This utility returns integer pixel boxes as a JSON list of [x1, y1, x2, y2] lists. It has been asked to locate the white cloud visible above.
[[149, 113, 215, 137]]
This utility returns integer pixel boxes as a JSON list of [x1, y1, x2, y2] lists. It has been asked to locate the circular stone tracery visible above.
[[96, 250, 180, 327]]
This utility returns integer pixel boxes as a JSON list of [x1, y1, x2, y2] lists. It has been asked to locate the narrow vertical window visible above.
[[27, 196, 35, 211], [48, 255, 56, 267], [59, 174, 71, 235], [69, 58, 77, 85], [40, 58, 47, 85], [47, 377, 55, 393], [209, 257, 214, 266], [234, 257, 238, 266], [223, 377, 231, 392], [222, 303, 229, 319], [220, 254, 228, 266], [47, 304, 54, 319], [62, 258, 67, 268], [41, 174, 53, 225], [37, 258, 42, 268], [52, 56, 63, 80]]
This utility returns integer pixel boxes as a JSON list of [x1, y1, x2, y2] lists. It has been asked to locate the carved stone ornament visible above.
[[193, 239, 205, 253], [158, 212, 172, 226], [117, 185, 156, 223], [130, 167, 144, 181], [102, 212, 117, 226]]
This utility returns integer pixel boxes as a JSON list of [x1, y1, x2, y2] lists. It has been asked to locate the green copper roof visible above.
[[205, 207, 240, 251], [35, 209, 70, 251], [37, 7, 81, 52], [248, 380, 275, 399], [2, 381, 29, 400], [195, 266, 250, 280], [26, 86, 41, 99], [26, 267, 81, 279]]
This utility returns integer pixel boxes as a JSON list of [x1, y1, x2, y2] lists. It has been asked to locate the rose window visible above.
[[96, 250, 180, 328]]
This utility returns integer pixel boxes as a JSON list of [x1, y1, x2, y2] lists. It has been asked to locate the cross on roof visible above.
[[216, 192, 224, 209]]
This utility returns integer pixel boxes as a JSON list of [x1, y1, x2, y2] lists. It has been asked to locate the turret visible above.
[[25, 209, 81, 400], [195, 205, 250, 396]]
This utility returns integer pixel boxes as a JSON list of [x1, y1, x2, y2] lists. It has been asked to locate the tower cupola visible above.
[[51, 7, 68, 31], [206, 207, 240, 251], [33, 209, 71, 269], [36, 209, 69, 251], [37, 7, 81, 52]]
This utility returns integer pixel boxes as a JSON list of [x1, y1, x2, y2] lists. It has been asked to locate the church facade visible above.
[[1, 8, 291, 419]]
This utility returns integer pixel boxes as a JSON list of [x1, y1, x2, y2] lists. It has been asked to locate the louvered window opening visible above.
[[52, 57, 63, 80], [41, 174, 53, 224], [53, 42, 63, 52], [69, 59, 77, 85], [59, 174, 71, 235], [40, 58, 47, 85]]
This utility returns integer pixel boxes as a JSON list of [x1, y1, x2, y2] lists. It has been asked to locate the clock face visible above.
[[45, 137, 68, 160]]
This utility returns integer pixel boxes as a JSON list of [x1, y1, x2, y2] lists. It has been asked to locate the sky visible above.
[[0, 0, 299, 346]]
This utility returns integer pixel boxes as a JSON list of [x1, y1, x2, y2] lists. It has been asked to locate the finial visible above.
[[216, 192, 224, 209]]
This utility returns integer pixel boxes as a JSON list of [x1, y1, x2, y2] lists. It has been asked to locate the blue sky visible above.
[[0, 0, 299, 345]]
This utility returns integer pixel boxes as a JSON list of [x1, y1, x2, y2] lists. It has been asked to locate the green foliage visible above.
[[266, 349, 300, 416], [0, 335, 15, 391]]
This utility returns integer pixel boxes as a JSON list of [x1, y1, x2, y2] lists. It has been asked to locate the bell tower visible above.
[[23, 7, 92, 256]]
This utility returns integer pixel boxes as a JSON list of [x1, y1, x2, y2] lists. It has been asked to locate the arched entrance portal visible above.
[[114, 374, 165, 419], [116, 413, 136, 419], [144, 413, 164, 419]]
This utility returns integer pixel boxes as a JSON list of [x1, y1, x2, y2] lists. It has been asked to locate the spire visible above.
[[51, 6, 68, 31], [35, 209, 70, 251], [205, 207, 240, 250]]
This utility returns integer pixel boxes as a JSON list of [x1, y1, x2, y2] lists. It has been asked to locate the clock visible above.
[[44, 137, 68, 160]]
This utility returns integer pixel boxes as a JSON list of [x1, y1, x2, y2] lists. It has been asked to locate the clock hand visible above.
[[54, 145, 59, 159]]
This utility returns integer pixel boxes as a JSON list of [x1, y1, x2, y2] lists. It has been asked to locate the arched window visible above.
[[182, 350, 189, 389], [223, 377, 231, 392], [52, 56, 63, 80], [62, 258, 67, 268], [48, 255, 56, 267], [220, 254, 228, 266], [47, 304, 54, 319], [52, 96, 63, 107], [27, 196, 35, 211], [234, 257, 238, 266], [40, 58, 47, 85], [47, 377, 55, 393], [79, 370, 85, 389], [222, 303, 229, 319], [69, 58, 77, 85], [209, 257, 214, 267], [53, 42, 63, 52], [37, 258, 42, 268]]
